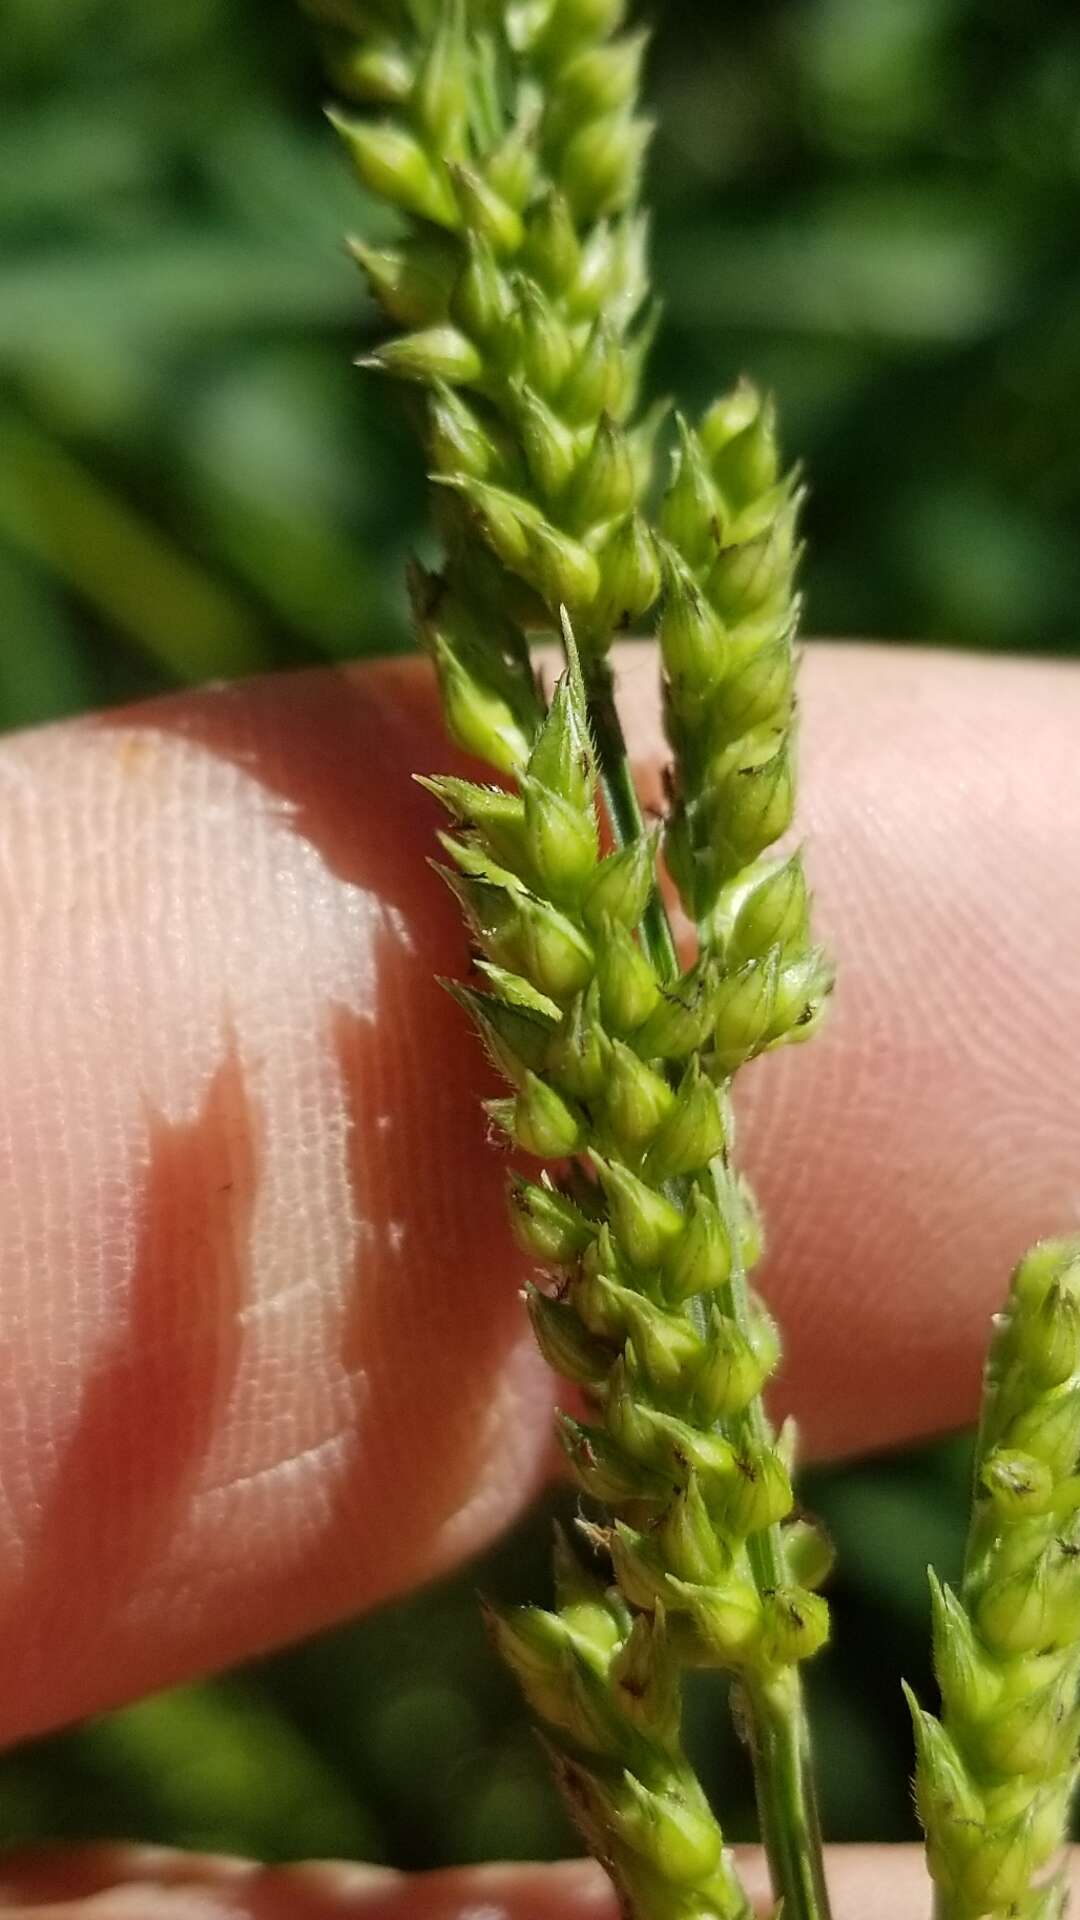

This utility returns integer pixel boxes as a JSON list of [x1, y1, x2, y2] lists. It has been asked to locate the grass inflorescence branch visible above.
[[907, 1239, 1080, 1920], [301, 3, 1080, 1918], [306, 2, 836, 1915]]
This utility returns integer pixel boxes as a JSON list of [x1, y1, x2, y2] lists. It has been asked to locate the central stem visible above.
[[580, 645, 832, 1920], [582, 652, 679, 985], [714, 1124, 832, 1920]]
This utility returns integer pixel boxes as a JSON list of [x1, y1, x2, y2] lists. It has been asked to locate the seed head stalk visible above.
[[907, 1239, 1080, 1920], [303, 2, 835, 1914], [715, 1140, 831, 1920], [579, 650, 676, 984], [580, 635, 831, 1920]]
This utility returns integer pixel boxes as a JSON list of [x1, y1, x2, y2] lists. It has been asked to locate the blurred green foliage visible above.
[[1, 0, 1077, 1870]]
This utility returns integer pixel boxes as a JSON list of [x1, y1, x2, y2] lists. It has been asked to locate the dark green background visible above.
[[1, 0, 1077, 1865]]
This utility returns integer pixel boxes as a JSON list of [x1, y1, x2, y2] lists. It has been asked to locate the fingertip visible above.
[[0, 664, 554, 1740], [735, 646, 1080, 1453], [1, 642, 1077, 1743]]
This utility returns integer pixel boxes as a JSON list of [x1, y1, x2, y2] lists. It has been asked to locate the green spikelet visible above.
[[658, 388, 803, 936], [308, 10, 1078, 1920], [906, 1238, 1080, 1920], [417, 624, 829, 1919], [426, 636, 769, 1918], [318, 0, 664, 672], [321, 5, 833, 1916]]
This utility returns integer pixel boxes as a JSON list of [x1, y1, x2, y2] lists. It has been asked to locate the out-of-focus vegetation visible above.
[[1, 0, 1077, 1867]]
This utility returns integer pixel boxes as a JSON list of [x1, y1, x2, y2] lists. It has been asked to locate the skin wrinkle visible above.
[[188, 1418, 361, 1510], [0, 644, 1073, 1754]]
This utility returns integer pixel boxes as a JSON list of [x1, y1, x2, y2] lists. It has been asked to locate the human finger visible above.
[[0, 644, 1075, 1745]]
